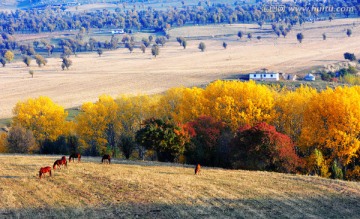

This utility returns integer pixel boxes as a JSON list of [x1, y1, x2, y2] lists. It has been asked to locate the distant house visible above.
[[111, 29, 125, 34], [249, 72, 279, 81], [304, 73, 315, 81]]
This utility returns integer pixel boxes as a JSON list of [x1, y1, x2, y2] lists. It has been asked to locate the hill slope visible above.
[[0, 155, 359, 218]]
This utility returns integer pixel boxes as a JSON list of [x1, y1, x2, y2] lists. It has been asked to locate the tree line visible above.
[[1, 81, 360, 181], [0, 0, 358, 35]]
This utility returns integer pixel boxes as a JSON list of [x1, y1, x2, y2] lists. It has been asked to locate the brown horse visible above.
[[101, 154, 111, 164], [69, 153, 81, 162], [53, 156, 67, 169], [195, 164, 201, 175], [39, 166, 52, 178]]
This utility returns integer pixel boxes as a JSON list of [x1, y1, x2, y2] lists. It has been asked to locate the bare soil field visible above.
[[0, 155, 359, 218], [0, 19, 359, 119]]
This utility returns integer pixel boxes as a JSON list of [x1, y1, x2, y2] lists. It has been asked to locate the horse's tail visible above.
[[49, 170, 52, 177], [53, 161, 57, 169], [39, 171, 42, 178], [101, 158, 104, 163]]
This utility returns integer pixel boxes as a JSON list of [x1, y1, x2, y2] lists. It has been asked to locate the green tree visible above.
[[0, 57, 6, 67], [151, 44, 159, 58], [237, 31, 243, 39], [296, 33, 304, 43], [155, 36, 166, 46], [29, 70, 34, 78], [181, 40, 187, 49], [344, 52, 357, 61], [34, 54, 47, 67], [140, 44, 146, 53], [125, 42, 134, 53], [97, 48, 103, 57], [136, 118, 189, 162], [223, 42, 227, 49], [142, 38, 150, 47], [23, 55, 32, 67], [61, 57, 72, 70], [346, 29, 352, 37], [198, 42, 206, 52]]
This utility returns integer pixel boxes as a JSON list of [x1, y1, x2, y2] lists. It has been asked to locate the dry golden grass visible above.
[[0, 155, 359, 218], [0, 19, 359, 119]]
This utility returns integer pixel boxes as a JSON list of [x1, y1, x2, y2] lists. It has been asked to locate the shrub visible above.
[[331, 160, 344, 179], [6, 125, 36, 153], [307, 149, 331, 178]]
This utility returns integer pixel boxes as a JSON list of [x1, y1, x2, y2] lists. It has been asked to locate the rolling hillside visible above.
[[0, 155, 359, 218]]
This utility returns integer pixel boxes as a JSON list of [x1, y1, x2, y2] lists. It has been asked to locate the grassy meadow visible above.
[[0, 155, 359, 218]]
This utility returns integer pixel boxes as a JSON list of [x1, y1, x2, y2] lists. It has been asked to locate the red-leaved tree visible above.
[[185, 116, 231, 167], [230, 122, 302, 173]]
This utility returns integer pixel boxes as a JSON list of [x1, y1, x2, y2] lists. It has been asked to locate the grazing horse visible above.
[[53, 156, 67, 169], [39, 166, 52, 179], [69, 153, 81, 162], [101, 154, 111, 164], [195, 164, 201, 175]]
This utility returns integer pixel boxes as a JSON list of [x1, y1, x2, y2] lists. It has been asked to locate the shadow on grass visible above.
[[1, 195, 359, 219]]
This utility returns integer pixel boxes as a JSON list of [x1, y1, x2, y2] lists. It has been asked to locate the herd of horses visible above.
[[39, 153, 111, 178], [39, 153, 201, 179]]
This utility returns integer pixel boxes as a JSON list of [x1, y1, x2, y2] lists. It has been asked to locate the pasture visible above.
[[0, 19, 359, 119], [0, 155, 359, 218]]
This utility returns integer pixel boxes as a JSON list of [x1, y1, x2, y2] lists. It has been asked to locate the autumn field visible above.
[[0, 155, 359, 218], [0, 19, 359, 120]]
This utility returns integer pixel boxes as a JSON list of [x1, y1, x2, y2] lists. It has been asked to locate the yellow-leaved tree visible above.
[[158, 87, 206, 124], [13, 96, 69, 145], [116, 95, 159, 159], [117, 95, 157, 133], [0, 133, 7, 153], [299, 86, 360, 172], [273, 85, 317, 142], [75, 95, 119, 155], [202, 80, 275, 130]]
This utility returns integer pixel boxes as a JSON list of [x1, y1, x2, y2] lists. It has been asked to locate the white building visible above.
[[249, 72, 279, 81], [304, 73, 315, 81]]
